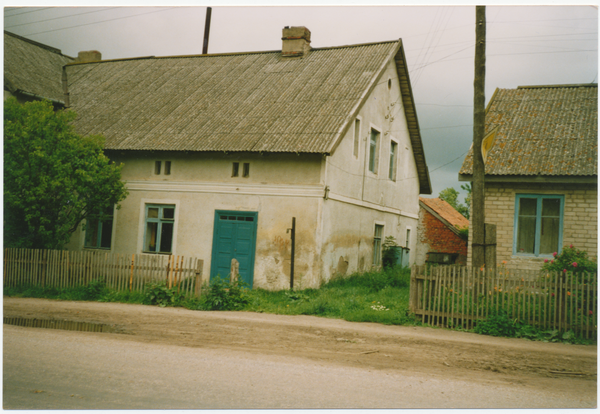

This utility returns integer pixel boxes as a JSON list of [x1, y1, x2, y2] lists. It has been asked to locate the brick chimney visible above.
[[282, 26, 311, 58], [76, 50, 102, 63]]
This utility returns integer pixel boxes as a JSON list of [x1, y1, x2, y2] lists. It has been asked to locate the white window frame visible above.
[[389, 138, 399, 181], [353, 116, 362, 159], [373, 221, 385, 266], [368, 125, 382, 175]]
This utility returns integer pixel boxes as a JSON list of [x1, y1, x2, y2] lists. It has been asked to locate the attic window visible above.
[[388, 78, 392, 89], [155, 161, 171, 175], [243, 163, 250, 178]]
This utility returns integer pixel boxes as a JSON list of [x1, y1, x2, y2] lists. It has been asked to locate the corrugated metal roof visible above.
[[420, 197, 469, 230], [460, 84, 598, 177], [4, 31, 74, 104], [66, 42, 399, 154]]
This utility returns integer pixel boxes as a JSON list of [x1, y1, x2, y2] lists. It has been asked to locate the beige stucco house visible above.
[[64, 27, 431, 289], [459, 84, 597, 270]]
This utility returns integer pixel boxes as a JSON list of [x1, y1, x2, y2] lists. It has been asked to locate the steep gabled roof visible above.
[[459, 84, 597, 178], [4, 31, 74, 104], [65, 39, 431, 194], [420, 197, 469, 234]]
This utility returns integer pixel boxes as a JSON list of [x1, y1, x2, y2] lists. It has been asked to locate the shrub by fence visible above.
[[4, 248, 204, 297], [410, 265, 597, 339]]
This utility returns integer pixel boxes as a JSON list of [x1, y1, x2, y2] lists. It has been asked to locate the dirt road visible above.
[[3, 297, 597, 408]]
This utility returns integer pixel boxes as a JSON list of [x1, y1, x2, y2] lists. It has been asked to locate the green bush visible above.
[[200, 277, 249, 311], [541, 245, 597, 275], [144, 281, 186, 307], [474, 310, 519, 337], [382, 236, 400, 268]]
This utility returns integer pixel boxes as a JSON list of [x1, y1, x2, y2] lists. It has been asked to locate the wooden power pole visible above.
[[472, 6, 486, 269]]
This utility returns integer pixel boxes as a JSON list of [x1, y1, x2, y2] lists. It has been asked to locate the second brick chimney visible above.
[[282, 26, 311, 58], [76, 50, 102, 63]]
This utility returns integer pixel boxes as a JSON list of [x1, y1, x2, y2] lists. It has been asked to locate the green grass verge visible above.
[[3, 267, 595, 344]]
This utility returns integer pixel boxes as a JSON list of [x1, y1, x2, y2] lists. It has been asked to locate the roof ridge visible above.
[[65, 39, 402, 66], [517, 83, 598, 89], [4, 30, 73, 59]]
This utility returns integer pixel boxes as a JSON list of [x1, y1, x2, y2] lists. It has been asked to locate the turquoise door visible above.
[[210, 210, 258, 288]]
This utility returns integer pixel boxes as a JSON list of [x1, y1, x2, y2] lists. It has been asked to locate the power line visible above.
[[21, 7, 179, 37], [5, 7, 119, 29], [4, 7, 52, 17]]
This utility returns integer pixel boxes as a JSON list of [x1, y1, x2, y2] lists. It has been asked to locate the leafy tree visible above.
[[460, 183, 472, 218], [439, 186, 470, 219], [4, 98, 128, 249]]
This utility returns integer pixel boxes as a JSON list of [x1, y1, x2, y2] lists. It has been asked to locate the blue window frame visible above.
[[513, 194, 564, 257], [143, 204, 176, 254]]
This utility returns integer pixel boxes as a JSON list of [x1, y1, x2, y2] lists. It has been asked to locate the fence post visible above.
[[409, 265, 417, 313], [195, 259, 204, 297], [129, 254, 135, 292]]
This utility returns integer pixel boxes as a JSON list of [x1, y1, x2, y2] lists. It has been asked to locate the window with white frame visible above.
[[353, 118, 360, 158], [368, 128, 380, 174], [514, 194, 563, 256], [389, 140, 398, 181], [373, 224, 384, 266], [143, 204, 176, 254], [85, 206, 114, 249]]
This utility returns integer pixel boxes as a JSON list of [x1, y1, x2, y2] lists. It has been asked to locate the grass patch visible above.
[[244, 266, 419, 326]]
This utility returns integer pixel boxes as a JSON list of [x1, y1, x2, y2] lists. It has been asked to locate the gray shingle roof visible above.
[[460, 84, 598, 177], [4, 31, 74, 104], [65, 39, 431, 194]]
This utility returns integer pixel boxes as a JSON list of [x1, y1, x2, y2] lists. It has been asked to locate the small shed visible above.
[[416, 197, 469, 265]]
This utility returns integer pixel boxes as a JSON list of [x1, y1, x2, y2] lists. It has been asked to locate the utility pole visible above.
[[472, 6, 486, 269], [202, 7, 212, 55]]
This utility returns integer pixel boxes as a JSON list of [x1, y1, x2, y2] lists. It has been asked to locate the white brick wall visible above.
[[467, 182, 597, 270]]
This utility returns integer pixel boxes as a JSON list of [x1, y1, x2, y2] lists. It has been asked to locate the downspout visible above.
[[62, 66, 70, 108]]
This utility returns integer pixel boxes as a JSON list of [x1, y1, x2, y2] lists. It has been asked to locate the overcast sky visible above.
[[4, 4, 598, 201]]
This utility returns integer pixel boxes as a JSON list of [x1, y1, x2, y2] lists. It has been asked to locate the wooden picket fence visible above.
[[410, 265, 598, 339], [3, 248, 205, 297]]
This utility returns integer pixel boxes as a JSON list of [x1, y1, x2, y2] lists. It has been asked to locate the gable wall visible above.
[[466, 182, 598, 271], [317, 60, 421, 280]]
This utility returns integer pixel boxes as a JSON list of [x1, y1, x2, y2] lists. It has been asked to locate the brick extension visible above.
[[417, 198, 469, 265]]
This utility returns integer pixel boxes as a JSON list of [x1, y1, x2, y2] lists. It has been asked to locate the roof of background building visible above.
[[419, 197, 469, 230], [65, 39, 431, 193], [459, 84, 598, 177], [4, 31, 74, 104]]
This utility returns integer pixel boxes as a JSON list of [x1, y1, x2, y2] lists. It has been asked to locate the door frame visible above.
[[210, 210, 259, 288]]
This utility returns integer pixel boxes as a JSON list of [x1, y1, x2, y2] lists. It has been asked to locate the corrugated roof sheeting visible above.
[[460, 85, 597, 177], [4, 31, 73, 103], [66, 42, 399, 153]]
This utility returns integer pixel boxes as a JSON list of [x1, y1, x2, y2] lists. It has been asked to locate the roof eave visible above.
[[419, 200, 466, 236], [458, 174, 598, 184], [326, 40, 402, 157], [395, 40, 431, 195]]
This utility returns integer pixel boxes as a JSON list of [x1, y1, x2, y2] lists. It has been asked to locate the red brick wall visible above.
[[420, 210, 468, 265]]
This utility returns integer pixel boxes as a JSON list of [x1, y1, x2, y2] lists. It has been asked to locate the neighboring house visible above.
[[4, 30, 74, 107], [459, 84, 598, 270], [61, 26, 431, 289], [416, 197, 469, 265]]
